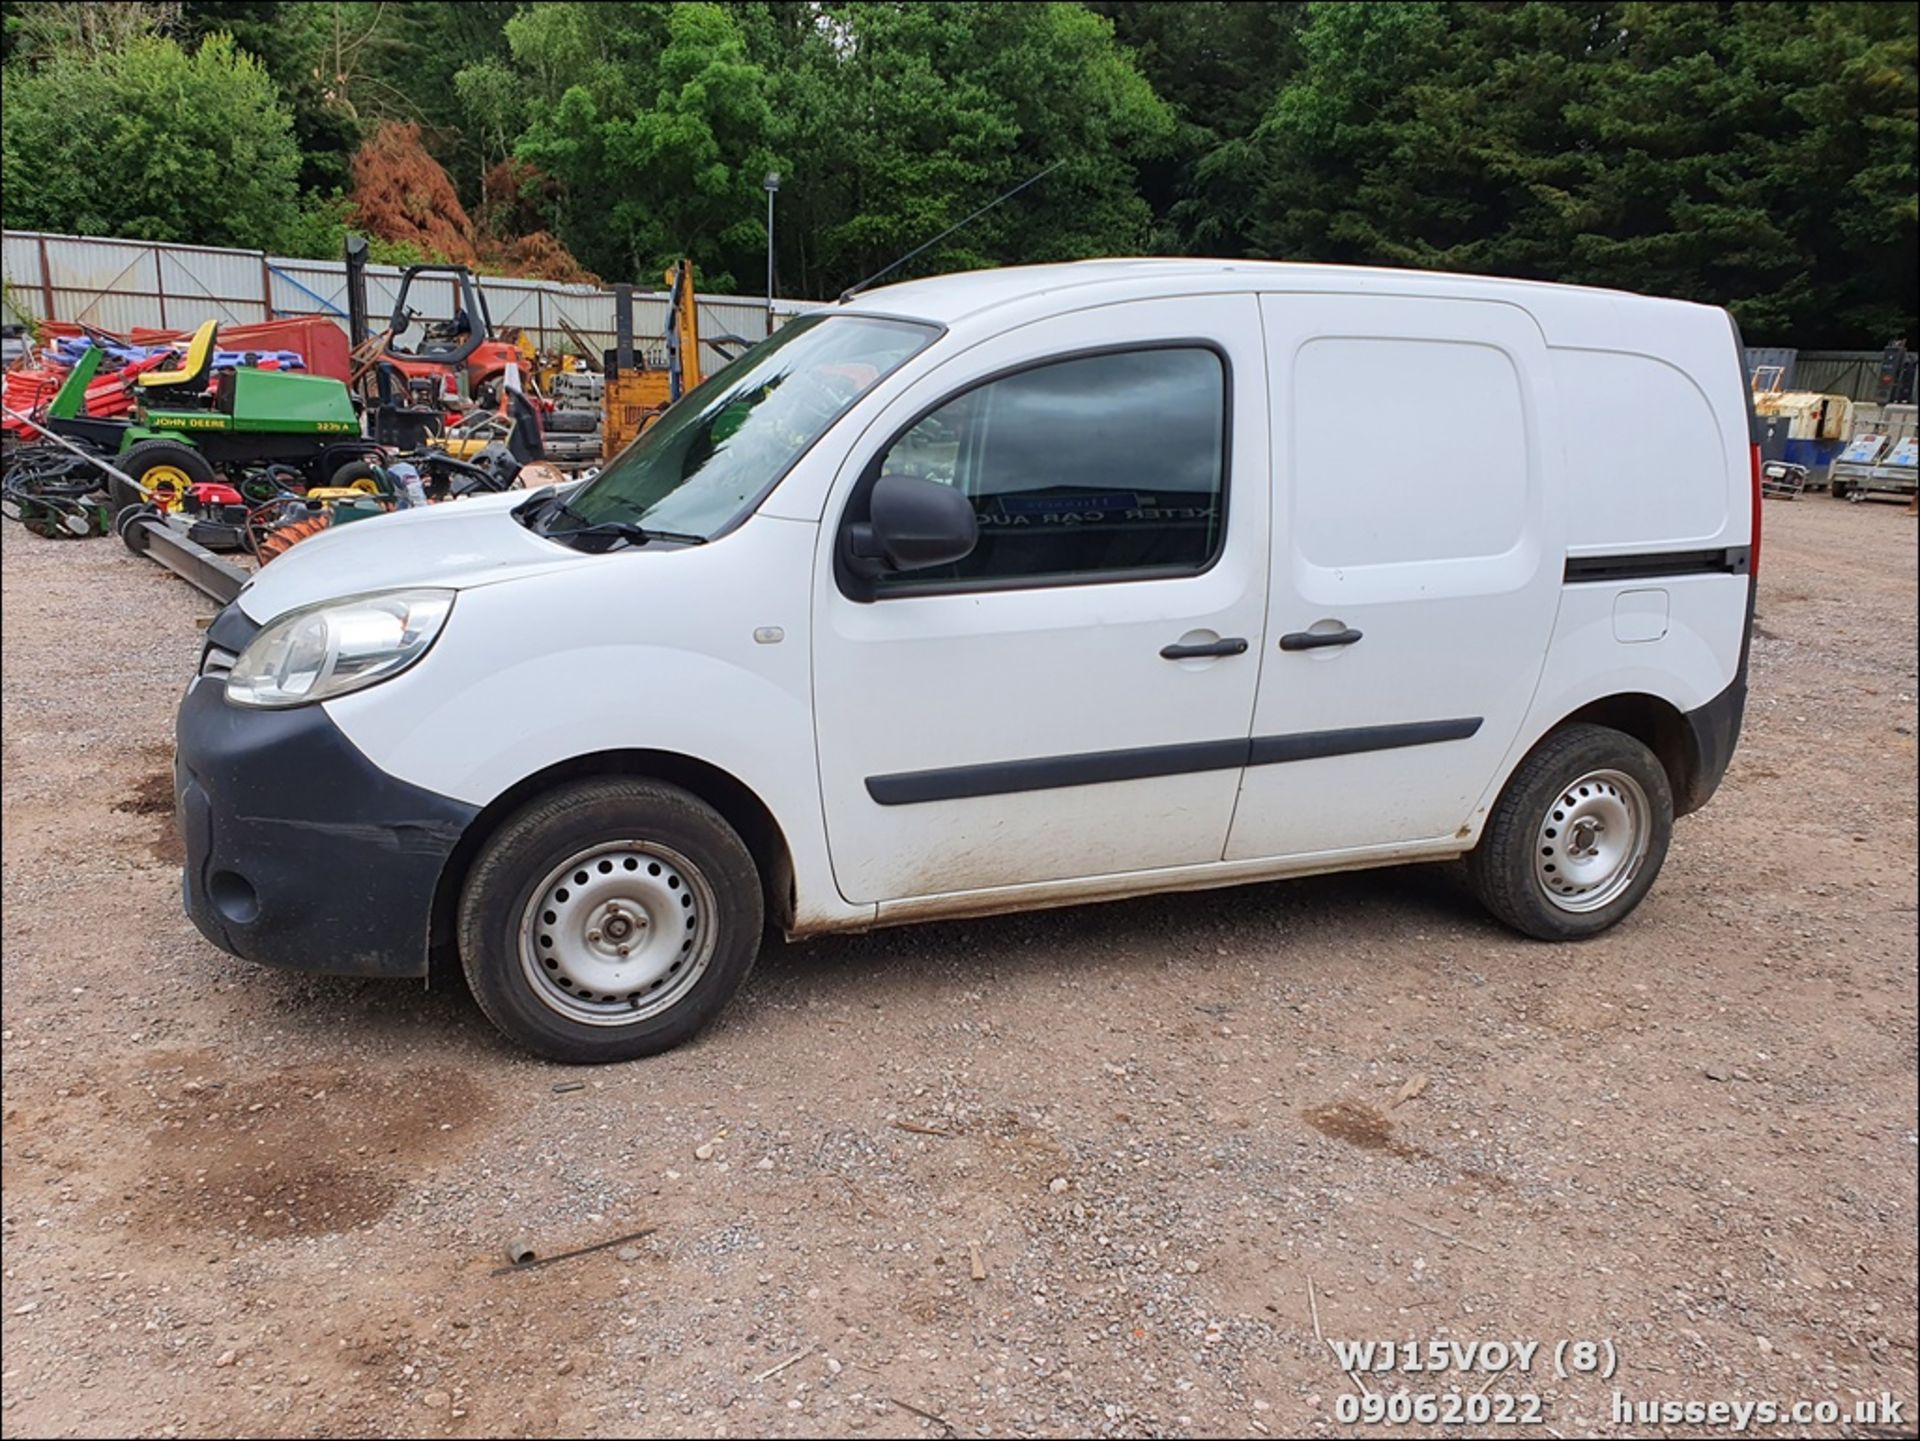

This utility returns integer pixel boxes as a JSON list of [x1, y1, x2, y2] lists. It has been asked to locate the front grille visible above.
[[200, 646, 238, 679]]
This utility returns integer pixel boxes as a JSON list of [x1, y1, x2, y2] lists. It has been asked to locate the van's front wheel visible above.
[[1468, 724, 1673, 941], [458, 779, 763, 1062]]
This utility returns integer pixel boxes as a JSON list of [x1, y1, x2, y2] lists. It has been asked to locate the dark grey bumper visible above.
[[1677, 671, 1747, 816], [175, 639, 478, 978]]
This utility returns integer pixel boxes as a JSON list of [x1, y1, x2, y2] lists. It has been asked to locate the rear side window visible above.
[[873, 346, 1227, 591]]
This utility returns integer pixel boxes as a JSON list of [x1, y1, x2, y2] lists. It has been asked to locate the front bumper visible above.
[[175, 612, 479, 977]]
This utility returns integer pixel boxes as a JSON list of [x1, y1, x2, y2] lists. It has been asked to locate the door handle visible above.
[[1159, 637, 1249, 660], [1279, 627, 1364, 652]]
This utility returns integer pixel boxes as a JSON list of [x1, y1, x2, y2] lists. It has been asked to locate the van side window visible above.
[[872, 346, 1227, 590]]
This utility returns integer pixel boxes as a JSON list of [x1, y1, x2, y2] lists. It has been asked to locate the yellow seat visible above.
[[137, 319, 218, 390]]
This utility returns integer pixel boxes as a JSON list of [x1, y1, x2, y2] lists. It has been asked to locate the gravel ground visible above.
[[2, 497, 1916, 1439]]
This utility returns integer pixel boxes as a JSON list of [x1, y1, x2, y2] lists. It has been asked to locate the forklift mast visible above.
[[665, 259, 700, 399], [601, 261, 702, 460], [345, 234, 371, 350]]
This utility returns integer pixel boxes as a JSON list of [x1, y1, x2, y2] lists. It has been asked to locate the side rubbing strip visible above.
[[1246, 717, 1483, 767], [1564, 546, 1750, 583], [865, 719, 1484, 806], [865, 738, 1247, 806]]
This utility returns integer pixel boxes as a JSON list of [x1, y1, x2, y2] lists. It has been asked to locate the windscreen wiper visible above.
[[547, 518, 710, 550]]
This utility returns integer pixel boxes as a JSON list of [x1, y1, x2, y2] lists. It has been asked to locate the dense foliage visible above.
[[2, 0, 1914, 344], [0, 29, 302, 251]]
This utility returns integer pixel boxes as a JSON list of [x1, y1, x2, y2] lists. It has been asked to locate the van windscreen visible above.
[[551, 314, 938, 542]]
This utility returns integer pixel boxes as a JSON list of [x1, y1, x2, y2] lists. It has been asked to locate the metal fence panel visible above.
[[1793, 351, 1886, 402], [1744, 346, 1797, 387], [40, 234, 166, 331], [154, 246, 270, 330], [4, 229, 817, 362], [2, 232, 44, 324], [268, 259, 353, 320], [66, 293, 172, 335], [476, 278, 545, 339]]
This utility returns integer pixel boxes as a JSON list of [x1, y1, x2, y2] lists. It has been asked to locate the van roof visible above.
[[839, 257, 1708, 325]]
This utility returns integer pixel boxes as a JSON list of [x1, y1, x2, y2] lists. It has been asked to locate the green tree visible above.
[[1564, 2, 1917, 345], [463, 1, 779, 287], [1246, 1, 1916, 345], [1, 30, 304, 251], [3, 0, 181, 64], [376, 1, 520, 197], [1089, 1, 1306, 251], [761, 1, 1175, 297], [175, 1, 516, 200]]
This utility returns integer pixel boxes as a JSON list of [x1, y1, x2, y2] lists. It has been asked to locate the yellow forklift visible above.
[[602, 260, 702, 459]]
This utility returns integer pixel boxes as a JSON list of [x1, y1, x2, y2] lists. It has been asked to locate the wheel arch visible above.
[[429, 749, 797, 972], [1555, 691, 1703, 815], [125, 429, 194, 449]]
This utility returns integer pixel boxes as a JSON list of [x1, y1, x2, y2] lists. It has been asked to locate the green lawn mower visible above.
[[39, 319, 384, 512]]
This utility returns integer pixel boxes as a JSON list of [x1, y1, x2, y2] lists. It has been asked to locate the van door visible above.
[[1224, 293, 1565, 861], [812, 295, 1268, 904]]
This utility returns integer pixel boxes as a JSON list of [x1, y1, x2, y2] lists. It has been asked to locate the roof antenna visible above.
[[839, 159, 1067, 304]]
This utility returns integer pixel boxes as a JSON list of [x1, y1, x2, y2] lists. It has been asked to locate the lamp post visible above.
[[763, 171, 781, 337]]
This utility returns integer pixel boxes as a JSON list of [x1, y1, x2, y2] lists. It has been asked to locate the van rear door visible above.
[[1225, 293, 1565, 861]]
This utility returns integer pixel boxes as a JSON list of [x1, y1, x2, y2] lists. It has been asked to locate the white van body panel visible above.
[[236, 487, 572, 624], [323, 512, 874, 934], [286, 260, 1750, 938]]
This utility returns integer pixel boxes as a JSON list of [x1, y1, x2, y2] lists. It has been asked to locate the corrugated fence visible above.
[[1745, 346, 1916, 403], [11, 232, 1907, 402], [2, 229, 816, 374]]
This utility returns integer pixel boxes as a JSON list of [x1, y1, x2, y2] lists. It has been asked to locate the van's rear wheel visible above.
[[458, 779, 763, 1062], [1468, 724, 1672, 941]]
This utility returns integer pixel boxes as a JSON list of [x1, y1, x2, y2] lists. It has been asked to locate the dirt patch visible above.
[[132, 1062, 493, 1241], [1302, 1099, 1428, 1160], [351, 122, 597, 282], [351, 122, 480, 267], [114, 771, 172, 816], [115, 761, 182, 863]]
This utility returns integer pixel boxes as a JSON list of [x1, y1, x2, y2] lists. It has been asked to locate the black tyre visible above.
[[1467, 723, 1673, 941], [457, 779, 763, 1062], [119, 439, 212, 505], [116, 501, 160, 553], [1830, 481, 1851, 500], [328, 459, 386, 493], [543, 408, 599, 434]]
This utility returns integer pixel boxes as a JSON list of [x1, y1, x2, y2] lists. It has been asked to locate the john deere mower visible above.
[[6, 315, 548, 601], [33, 319, 385, 513]]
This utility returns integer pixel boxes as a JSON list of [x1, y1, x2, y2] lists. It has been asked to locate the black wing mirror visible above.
[[845, 475, 978, 579]]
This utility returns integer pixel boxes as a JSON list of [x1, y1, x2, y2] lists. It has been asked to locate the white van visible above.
[[176, 261, 1758, 1062]]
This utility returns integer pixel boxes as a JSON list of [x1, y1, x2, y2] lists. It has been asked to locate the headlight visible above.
[[226, 589, 454, 709]]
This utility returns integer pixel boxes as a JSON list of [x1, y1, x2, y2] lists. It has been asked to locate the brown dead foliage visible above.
[[350, 121, 479, 267], [350, 125, 597, 284]]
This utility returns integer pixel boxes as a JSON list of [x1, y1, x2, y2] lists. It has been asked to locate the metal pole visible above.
[[1, 404, 146, 492], [763, 172, 781, 338]]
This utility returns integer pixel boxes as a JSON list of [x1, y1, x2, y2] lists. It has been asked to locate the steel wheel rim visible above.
[[517, 840, 717, 1027], [1534, 768, 1650, 914]]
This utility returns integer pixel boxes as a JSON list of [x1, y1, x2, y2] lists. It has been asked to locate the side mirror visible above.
[[845, 474, 978, 578]]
